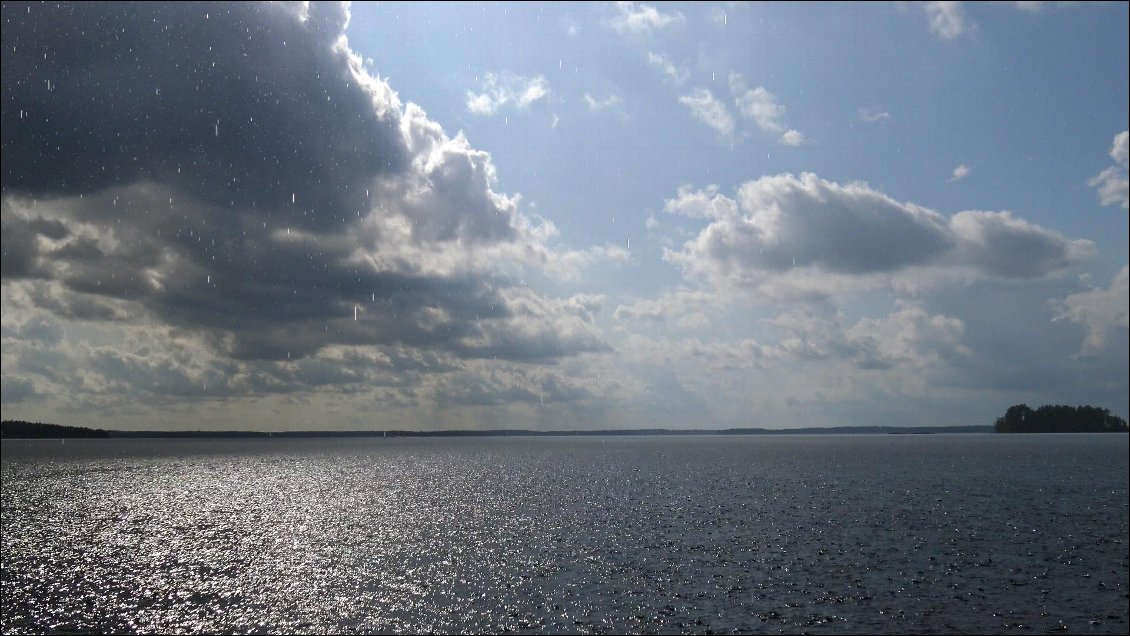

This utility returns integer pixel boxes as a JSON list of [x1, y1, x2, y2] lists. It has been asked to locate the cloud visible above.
[[923, 1, 975, 40], [1112, 131, 1130, 166], [449, 289, 610, 361], [0, 375, 38, 402], [731, 80, 785, 133], [466, 72, 550, 116], [1, 0, 608, 394], [1011, 2, 1085, 13], [612, 289, 718, 328], [859, 108, 891, 122], [610, 2, 685, 35], [1089, 131, 1129, 209], [583, 93, 623, 111], [4, 3, 405, 221], [663, 173, 1094, 294], [948, 164, 971, 182], [778, 130, 805, 146], [770, 304, 969, 371], [1054, 266, 1130, 355], [729, 74, 804, 145], [647, 51, 688, 84], [679, 89, 734, 137]]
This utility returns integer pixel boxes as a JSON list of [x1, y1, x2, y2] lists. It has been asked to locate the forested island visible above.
[[994, 404, 1129, 433]]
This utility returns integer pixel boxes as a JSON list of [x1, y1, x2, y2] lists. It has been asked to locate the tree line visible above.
[[994, 404, 1129, 433], [0, 420, 110, 438]]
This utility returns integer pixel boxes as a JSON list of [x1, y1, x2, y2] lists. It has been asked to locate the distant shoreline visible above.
[[2, 420, 995, 439]]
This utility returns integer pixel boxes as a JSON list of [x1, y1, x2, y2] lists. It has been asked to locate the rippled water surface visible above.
[[2, 434, 1127, 634]]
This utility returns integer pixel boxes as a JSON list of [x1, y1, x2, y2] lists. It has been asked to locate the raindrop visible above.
[[214, 120, 219, 137], [354, 305, 358, 321], [626, 237, 630, 249], [292, 193, 296, 204], [207, 274, 211, 284]]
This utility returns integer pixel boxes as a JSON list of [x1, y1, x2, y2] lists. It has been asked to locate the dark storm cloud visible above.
[[0, 1, 606, 367], [2, 1, 405, 228]]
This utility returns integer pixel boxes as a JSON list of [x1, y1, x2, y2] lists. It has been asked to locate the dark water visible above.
[[2, 434, 1127, 634]]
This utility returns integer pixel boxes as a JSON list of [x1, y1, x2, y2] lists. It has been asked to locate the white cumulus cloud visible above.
[[663, 173, 1095, 295], [1055, 266, 1130, 355], [1089, 131, 1129, 209], [611, 1, 685, 35]]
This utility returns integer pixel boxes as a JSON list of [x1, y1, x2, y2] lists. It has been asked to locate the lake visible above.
[[2, 434, 1127, 634]]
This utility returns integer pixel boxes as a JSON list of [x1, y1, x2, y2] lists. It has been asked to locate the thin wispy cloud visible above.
[[647, 51, 688, 84], [466, 73, 550, 116], [924, 1, 975, 40], [679, 89, 734, 138], [859, 107, 891, 122], [948, 164, 972, 182], [583, 93, 623, 111], [729, 74, 804, 145]]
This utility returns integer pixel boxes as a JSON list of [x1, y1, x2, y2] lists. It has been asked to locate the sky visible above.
[[1, 1, 1127, 431]]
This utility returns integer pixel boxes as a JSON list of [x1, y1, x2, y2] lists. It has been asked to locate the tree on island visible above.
[[994, 404, 1129, 433]]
